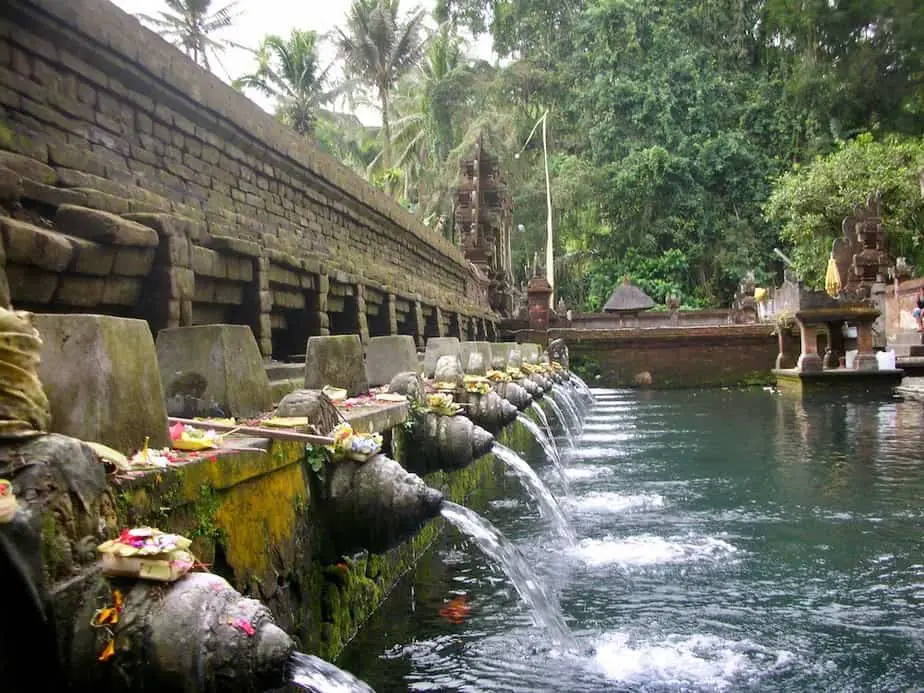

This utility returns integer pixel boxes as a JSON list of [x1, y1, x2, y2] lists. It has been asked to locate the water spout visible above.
[[289, 651, 375, 692], [323, 454, 444, 557], [551, 384, 583, 435], [493, 444, 574, 543], [569, 373, 594, 403], [517, 412, 569, 494], [543, 396, 575, 449], [440, 502, 576, 649]]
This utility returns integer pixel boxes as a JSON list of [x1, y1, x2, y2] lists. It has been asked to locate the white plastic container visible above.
[[845, 349, 858, 369], [876, 349, 896, 370]]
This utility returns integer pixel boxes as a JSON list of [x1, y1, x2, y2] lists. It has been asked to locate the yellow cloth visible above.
[[824, 257, 842, 298], [0, 308, 50, 438], [754, 287, 768, 303]]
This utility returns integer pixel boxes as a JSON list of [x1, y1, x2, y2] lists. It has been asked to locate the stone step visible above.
[[889, 330, 924, 346], [264, 361, 304, 382]]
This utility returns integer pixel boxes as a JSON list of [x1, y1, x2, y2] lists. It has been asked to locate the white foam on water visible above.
[[592, 631, 792, 691], [579, 431, 646, 443], [489, 498, 522, 510], [572, 534, 737, 568], [568, 491, 665, 514], [564, 465, 615, 481], [581, 421, 635, 431], [565, 445, 629, 461]]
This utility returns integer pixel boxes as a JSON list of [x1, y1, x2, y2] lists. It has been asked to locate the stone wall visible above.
[[0, 0, 497, 358], [885, 277, 924, 338], [519, 325, 778, 388]]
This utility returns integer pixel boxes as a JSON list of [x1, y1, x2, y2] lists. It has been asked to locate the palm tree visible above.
[[386, 27, 473, 213], [334, 0, 428, 170], [137, 0, 239, 72], [234, 30, 341, 138]]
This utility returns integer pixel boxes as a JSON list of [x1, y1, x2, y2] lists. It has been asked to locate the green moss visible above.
[[190, 482, 226, 544]]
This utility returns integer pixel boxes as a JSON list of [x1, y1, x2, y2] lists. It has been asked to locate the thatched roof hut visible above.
[[603, 277, 655, 313]]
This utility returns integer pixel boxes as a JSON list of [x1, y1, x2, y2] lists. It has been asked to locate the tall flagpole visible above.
[[541, 112, 554, 308]]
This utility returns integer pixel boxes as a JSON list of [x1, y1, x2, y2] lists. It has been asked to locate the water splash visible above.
[[569, 374, 595, 403], [544, 396, 576, 449], [494, 443, 575, 542], [552, 384, 583, 435], [518, 411, 570, 494], [440, 501, 577, 649], [289, 652, 375, 692]]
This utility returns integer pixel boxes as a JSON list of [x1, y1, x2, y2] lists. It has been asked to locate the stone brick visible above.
[[226, 255, 253, 282], [47, 140, 107, 177], [1, 217, 72, 271], [5, 264, 57, 303], [69, 237, 115, 276], [193, 278, 215, 303], [72, 188, 131, 215], [20, 179, 90, 209], [160, 266, 194, 299], [213, 281, 243, 305], [102, 276, 142, 306], [205, 233, 261, 257], [55, 275, 105, 306], [56, 204, 159, 247], [191, 245, 223, 277], [112, 247, 155, 276], [0, 166, 22, 202], [0, 150, 54, 184]]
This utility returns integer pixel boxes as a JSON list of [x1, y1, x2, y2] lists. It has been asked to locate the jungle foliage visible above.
[[224, 0, 924, 307]]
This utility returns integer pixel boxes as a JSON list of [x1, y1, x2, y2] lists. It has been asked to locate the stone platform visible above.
[[773, 367, 904, 395]]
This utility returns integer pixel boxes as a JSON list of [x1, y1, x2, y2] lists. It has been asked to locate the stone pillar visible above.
[[527, 276, 553, 330], [356, 284, 370, 344], [854, 319, 879, 371], [795, 319, 823, 372], [435, 306, 446, 337], [822, 321, 844, 369], [387, 292, 398, 335], [456, 313, 466, 340], [414, 300, 425, 348], [254, 256, 273, 358], [317, 271, 330, 337]]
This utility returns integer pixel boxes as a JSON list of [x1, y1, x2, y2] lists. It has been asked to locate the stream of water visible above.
[[552, 383, 584, 435], [543, 395, 575, 449], [340, 387, 924, 692], [492, 443, 575, 542], [517, 412, 569, 493]]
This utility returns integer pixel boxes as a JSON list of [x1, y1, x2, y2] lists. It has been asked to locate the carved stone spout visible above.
[[404, 413, 494, 475], [322, 454, 444, 557], [458, 391, 518, 433], [494, 381, 532, 411], [70, 573, 294, 693], [518, 377, 543, 398]]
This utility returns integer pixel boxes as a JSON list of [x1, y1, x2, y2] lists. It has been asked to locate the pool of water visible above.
[[339, 387, 924, 692]]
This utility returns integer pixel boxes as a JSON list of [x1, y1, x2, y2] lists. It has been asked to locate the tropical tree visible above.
[[136, 0, 239, 72], [386, 26, 475, 210], [765, 133, 924, 288], [234, 30, 340, 138], [334, 0, 428, 169]]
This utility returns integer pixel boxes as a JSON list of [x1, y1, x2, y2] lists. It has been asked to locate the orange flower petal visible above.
[[98, 639, 116, 662]]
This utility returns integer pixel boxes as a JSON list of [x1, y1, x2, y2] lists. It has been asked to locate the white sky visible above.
[[108, 0, 493, 126]]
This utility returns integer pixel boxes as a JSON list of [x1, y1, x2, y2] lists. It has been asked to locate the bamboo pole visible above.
[[168, 417, 335, 446]]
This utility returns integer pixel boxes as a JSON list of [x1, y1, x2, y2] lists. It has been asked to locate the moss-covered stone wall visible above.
[[107, 413, 544, 661]]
